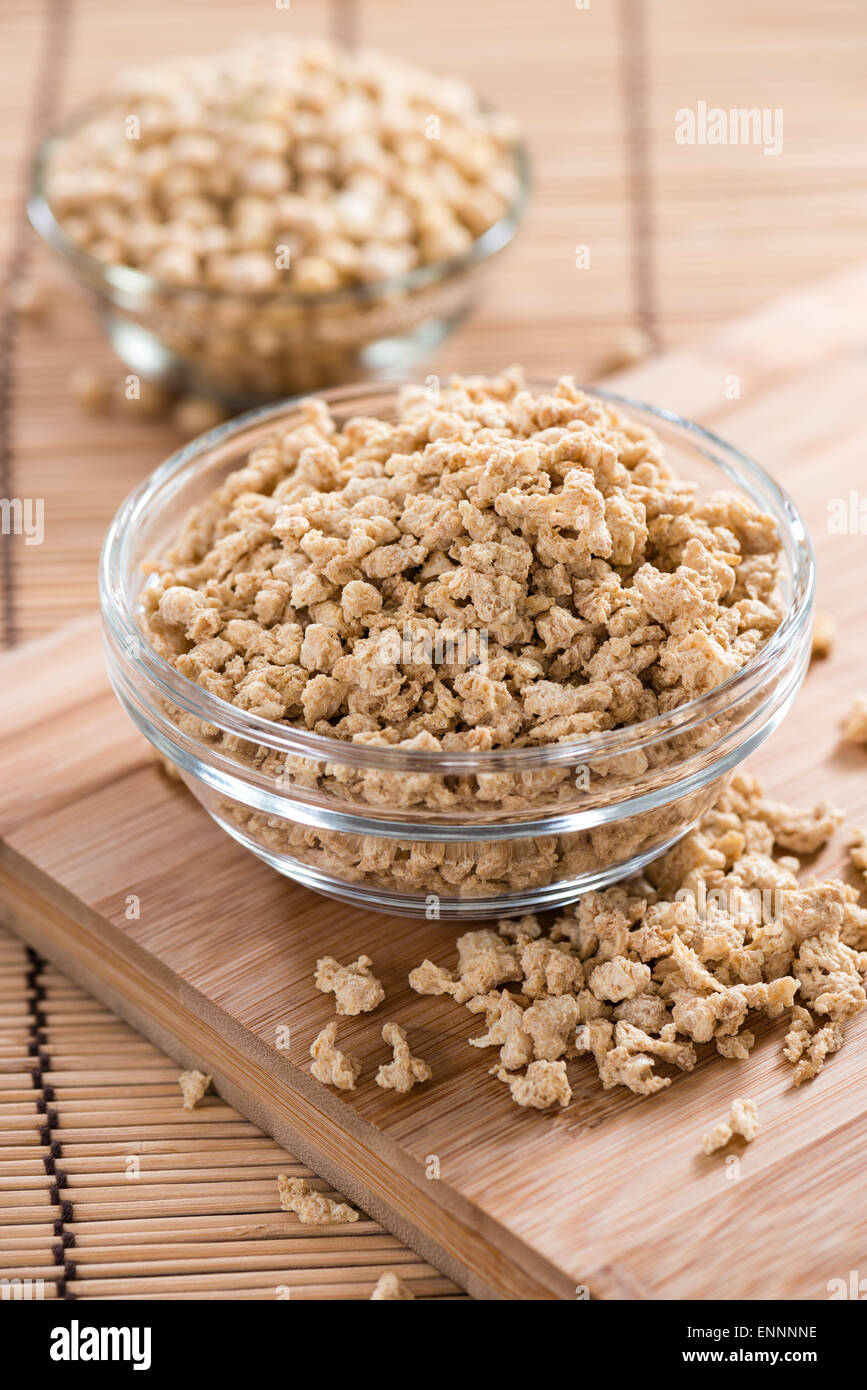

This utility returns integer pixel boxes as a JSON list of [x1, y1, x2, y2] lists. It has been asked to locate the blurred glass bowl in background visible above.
[[29, 103, 528, 407]]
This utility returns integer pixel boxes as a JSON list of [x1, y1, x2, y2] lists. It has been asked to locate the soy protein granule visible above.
[[142, 370, 784, 751], [370, 1271, 415, 1300], [702, 1097, 760, 1154], [409, 774, 865, 1107], [276, 1174, 359, 1225], [177, 1068, 211, 1109], [46, 39, 520, 295]]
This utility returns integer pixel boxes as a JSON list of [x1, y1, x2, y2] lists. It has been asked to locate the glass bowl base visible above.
[[98, 305, 469, 410], [214, 809, 700, 921]]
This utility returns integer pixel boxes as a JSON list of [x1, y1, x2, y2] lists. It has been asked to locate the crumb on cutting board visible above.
[[842, 696, 867, 744], [810, 612, 835, 661], [315, 954, 385, 1016], [702, 1097, 760, 1154], [375, 1022, 432, 1094], [310, 1020, 362, 1091], [492, 1058, 571, 1109], [408, 774, 864, 1110], [782, 1006, 845, 1086], [850, 828, 867, 881]]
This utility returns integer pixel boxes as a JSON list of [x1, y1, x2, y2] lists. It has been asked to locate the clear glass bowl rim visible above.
[[99, 379, 815, 775], [27, 93, 530, 309]]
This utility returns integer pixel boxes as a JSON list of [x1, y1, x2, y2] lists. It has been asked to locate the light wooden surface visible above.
[[2, 265, 866, 1299], [2, 0, 867, 640], [0, 924, 464, 1300], [2, 0, 866, 1303]]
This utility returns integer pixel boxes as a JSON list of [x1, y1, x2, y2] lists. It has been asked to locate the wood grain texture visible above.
[[2, 264, 867, 1299]]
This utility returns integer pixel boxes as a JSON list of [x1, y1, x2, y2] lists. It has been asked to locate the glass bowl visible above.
[[99, 383, 815, 919], [28, 101, 529, 407]]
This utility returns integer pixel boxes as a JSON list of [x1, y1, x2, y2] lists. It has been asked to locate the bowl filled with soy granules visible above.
[[100, 372, 814, 918], [29, 39, 527, 405]]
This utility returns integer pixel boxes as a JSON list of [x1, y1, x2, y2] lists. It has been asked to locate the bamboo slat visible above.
[[0, 924, 466, 1300]]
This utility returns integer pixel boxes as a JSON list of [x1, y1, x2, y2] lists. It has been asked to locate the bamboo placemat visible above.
[[1, 0, 866, 1302], [2, 0, 866, 641], [0, 924, 465, 1299]]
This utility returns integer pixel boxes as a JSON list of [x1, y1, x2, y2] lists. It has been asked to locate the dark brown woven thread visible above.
[[618, 0, 661, 349], [28, 943, 77, 1297], [332, 0, 360, 50], [0, 0, 73, 648]]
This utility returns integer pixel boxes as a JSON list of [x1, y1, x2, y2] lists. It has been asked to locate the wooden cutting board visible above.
[[2, 265, 867, 1300]]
